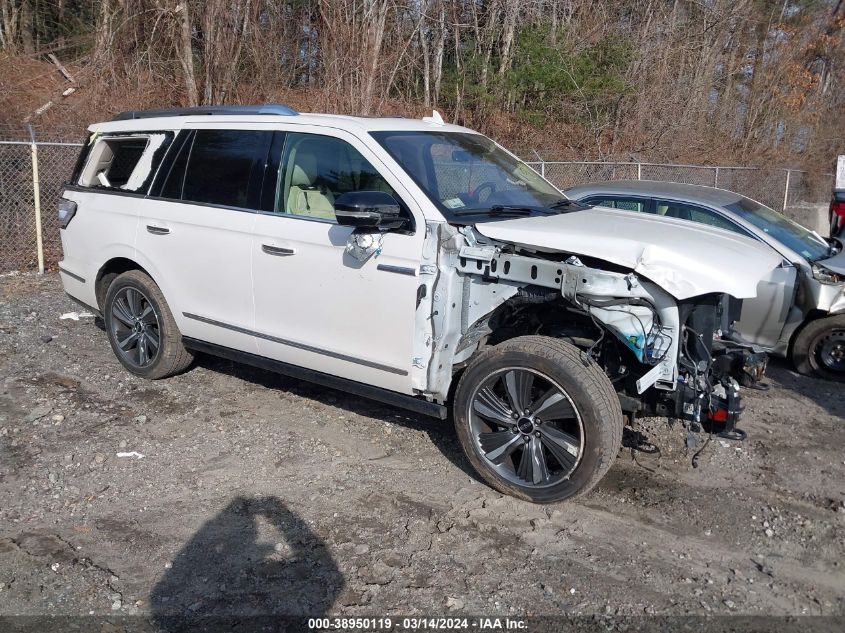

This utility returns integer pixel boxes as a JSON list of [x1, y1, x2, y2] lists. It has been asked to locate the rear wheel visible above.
[[103, 270, 194, 379], [453, 336, 623, 503], [792, 315, 845, 382]]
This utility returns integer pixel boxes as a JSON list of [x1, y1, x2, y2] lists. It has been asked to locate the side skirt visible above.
[[182, 337, 449, 420]]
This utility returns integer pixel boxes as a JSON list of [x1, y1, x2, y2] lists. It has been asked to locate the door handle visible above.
[[261, 244, 296, 256], [146, 225, 170, 235]]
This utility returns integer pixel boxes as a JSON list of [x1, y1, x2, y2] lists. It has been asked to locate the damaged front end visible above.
[[418, 223, 770, 439]]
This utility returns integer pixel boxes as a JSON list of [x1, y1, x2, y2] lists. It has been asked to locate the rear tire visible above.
[[103, 270, 194, 380], [453, 336, 623, 503], [791, 315, 845, 382]]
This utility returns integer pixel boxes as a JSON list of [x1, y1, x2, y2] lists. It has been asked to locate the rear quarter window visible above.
[[77, 133, 172, 193]]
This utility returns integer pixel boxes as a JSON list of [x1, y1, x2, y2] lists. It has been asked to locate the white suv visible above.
[[58, 105, 780, 503]]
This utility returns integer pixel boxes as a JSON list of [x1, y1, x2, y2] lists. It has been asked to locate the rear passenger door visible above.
[[251, 128, 426, 394], [138, 127, 272, 353], [654, 199, 743, 232]]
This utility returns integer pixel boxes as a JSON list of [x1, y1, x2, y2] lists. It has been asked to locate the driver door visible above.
[[250, 128, 426, 394]]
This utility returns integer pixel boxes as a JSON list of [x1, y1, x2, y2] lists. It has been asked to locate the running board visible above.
[[182, 337, 448, 420]]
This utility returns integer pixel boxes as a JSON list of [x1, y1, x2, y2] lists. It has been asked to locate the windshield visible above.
[[724, 197, 830, 262], [371, 131, 565, 220]]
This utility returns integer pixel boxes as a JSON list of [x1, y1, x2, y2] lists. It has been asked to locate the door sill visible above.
[[182, 337, 448, 420]]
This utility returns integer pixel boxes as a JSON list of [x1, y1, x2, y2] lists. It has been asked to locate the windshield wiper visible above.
[[549, 198, 591, 212], [452, 205, 538, 217]]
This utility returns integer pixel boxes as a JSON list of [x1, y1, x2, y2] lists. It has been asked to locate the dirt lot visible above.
[[0, 274, 843, 629]]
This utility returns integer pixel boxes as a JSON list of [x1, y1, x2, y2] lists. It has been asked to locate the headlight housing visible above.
[[812, 264, 843, 284]]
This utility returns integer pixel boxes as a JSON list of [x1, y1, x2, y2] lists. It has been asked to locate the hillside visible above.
[[0, 0, 842, 171]]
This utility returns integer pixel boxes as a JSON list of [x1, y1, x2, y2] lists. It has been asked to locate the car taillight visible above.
[[58, 198, 77, 228], [832, 200, 845, 219]]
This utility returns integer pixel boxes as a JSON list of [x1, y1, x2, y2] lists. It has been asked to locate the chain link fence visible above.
[[0, 138, 836, 274], [0, 138, 81, 273], [0, 142, 38, 272], [527, 161, 834, 213]]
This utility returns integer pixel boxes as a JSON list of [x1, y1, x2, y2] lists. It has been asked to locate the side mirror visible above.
[[334, 191, 406, 230]]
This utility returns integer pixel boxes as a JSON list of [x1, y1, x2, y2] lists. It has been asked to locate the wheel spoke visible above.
[[126, 288, 142, 317], [528, 435, 550, 484], [137, 335, 148, 365], [541, 425, 580, 472], [118, 331, 140, 351], [145, 328, 160, 352], [473, 387, 515, 426], [531, 388, 575, 420], [516, 442, 533, 481], [504, 370, 533, 413], [479, 431, 522, 464], [139, 304, 156, 325], [112, 299, 134, 327]]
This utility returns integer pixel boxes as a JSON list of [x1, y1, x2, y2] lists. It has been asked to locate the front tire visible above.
[[791, 315, 845, 382], [103, 270, 194, 380], [453, 336, 623, 503]]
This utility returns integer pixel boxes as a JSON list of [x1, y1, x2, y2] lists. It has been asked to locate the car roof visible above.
[[565, 179, 745, 208], [89, 110, 476, 136]]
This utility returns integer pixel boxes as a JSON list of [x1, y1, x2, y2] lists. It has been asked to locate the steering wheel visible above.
[[471, 181, 497, 204]]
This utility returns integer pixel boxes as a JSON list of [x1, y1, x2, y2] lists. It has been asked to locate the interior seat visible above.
[[286, 151, 336, 220], [658, 203, 692, 221]]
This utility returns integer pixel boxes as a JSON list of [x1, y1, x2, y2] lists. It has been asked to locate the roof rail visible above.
[[112, 104, 299, 121]]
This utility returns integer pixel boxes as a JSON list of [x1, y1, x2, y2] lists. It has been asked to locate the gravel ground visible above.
[[0, 273, 844, 628]]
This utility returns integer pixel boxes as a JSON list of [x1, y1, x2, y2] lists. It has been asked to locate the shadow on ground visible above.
[[764, 357, 844, 419], [150, 496, 344, 632], [195, 354, 480, 482]]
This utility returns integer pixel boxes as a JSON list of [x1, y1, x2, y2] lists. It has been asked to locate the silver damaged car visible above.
[[566, 180, 845, 381]]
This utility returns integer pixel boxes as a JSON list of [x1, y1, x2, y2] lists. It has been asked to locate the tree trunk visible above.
[[20, 0, 33, 53], [497, 1, 517, 81], [0, 1, 21, 52], [432, 1, 445, 105], [361, 0, 390, 114], [176, 1, 199, 106], [419, 2, 431, 106]]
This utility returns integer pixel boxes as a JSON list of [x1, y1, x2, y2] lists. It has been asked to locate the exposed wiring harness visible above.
[[576, 293, 673, 366], [681, 325, 717, 469]]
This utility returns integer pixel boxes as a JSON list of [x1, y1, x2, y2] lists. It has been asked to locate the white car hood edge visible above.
[[475, 207, 782, 300]]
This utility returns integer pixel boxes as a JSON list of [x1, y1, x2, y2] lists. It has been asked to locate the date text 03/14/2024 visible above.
[[306, 617, 527, 630]]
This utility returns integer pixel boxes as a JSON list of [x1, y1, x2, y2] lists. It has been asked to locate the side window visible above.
[[158, 131, 193, 200], [272, 132, 398, 222], [656, 200, 743, 233], [180, 130, 273, 208], [78, 134, 171, 192], [585, 196, 650, 213]]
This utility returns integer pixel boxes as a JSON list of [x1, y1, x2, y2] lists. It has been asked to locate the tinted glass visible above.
[[656, 200, 741, 233], [586, 196, 650, 213], [372, 131, 563, 220], [725, 197, 830, 261], [259, 132, 286, 212], [273, 132, 398, 222], [159, 131, 193, 200], [181, 130, 272, 208]]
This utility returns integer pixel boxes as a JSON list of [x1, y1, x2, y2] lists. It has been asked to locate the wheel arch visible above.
[[786, 308, 830, 358], [95, 257, 154, 311], [458, 292, 599, 353]]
